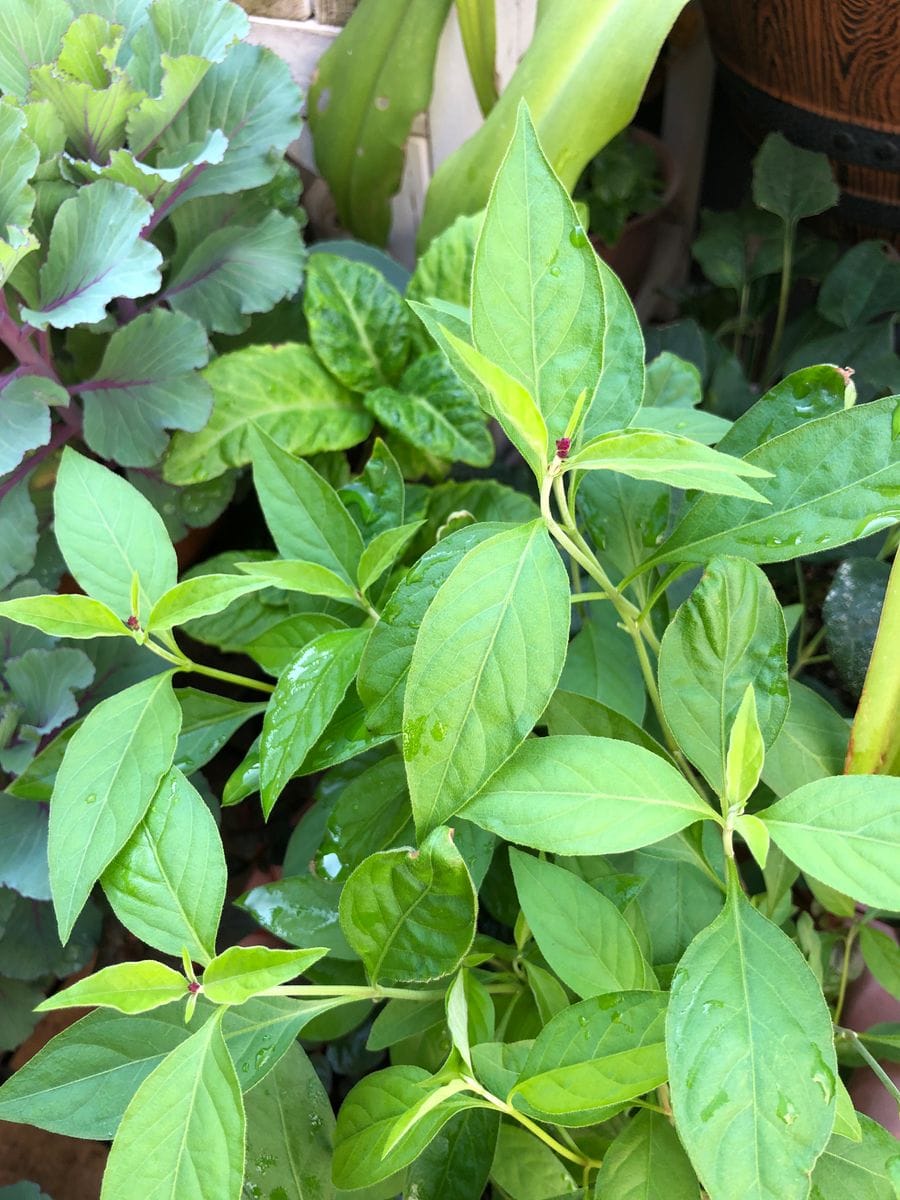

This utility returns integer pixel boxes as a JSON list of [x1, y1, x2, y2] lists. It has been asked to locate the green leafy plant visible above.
[[1, 105, 899, 1200], [574, 131, 663, 247]]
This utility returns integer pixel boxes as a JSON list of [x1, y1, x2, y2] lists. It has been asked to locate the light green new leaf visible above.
[[333, 1065, 485, 1191], [472, 104, 604, 439], [203, 945, 328, 1006], [340, 826, 476, 984], [164, 342, 370, 485], [461, 735, 714, 854], [49, 672, 181, 942], [645, 398, 900, 569], [242, 1043, 334, 1200], [752, 132, 838, 226], [403, 521, 569, 836], [667, 883, 837, 1200], [761, 681, 849, 798], [305, 252, 411, 390], [100, 1013, 245, 1200], [20, 181, 162, 328], [165, 211, 305, 335], [567, 429, 771, 501], [512, 991, 668, 1125], [358, 521, 423, 594], [593, 1109, 698, 1199], [259, 627, 368, 816], [251, 427, 364, 584], [307, 0, 453, 246], [724, 686, 765, 809], [0, 593, 126, 639], [54, 447, 176, 624], [658, 556, 789, 793], [0, 0, 71, 98], [37, 961, 187, 1015], [77, 309, 212, 467], [235, 559, 361, 607], [101, 768, 226, 965], [758, 776, 900, 910], [510, 851, 651, 998], [146, 573, 269, 631]]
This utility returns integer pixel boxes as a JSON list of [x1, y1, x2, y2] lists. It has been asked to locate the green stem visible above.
[[260, 983, 518, 1001], [763, 221, 794, 384], [836, 1028, 900, 1113], [833, 924, 859, 1026], [791, 626, 828, 679], [462, 1076, 600, 1171], [845, 548, 900, 775], [144, 636, 275, 694], [571, 591, 610, 604], [733, 282, 750, 366]]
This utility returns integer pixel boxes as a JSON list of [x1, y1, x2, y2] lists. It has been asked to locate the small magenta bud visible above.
[[556, 437, 571, 460], [125, 615, 140, 630], [188, 981, 201, 994]]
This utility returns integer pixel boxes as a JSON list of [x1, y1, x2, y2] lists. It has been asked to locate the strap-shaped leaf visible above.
[[36, 961, 187, 1015], [0, 593, 127, 639]]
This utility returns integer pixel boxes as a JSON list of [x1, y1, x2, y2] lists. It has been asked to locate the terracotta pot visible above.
[[590, 129, 681, 298]]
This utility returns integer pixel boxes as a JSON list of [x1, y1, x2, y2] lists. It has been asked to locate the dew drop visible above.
[[84, 793, 98, 805], [549, 265, 562, 277], [569, 225, 589, 249], [374, 95, 390, 111]]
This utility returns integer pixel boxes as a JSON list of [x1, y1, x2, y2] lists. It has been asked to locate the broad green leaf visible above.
[[512, 991, 668, 1125], [0, 794, 49, 900], [633, 404, 732, 445], [404, 522, 569, 836], [203, 945, 327, 1006], [245, 613, 346, 677], [125, 48, 216, 155], [235, 559, 361, 607], [510, 851, 651, 998], [811, 1118, 900, 1199], [365, 353, 494, 468], [724, 686, 765, 809], [357, 522, 508, 735], [333, 1065, 485, 1191], [407, 211, 482, 309], [77, 309, 212, 467], [667, 883, 837, 1200], [54, 448, 176, 624], [818, 240, 900, 329], [645, 398, 900, 569], [37, 960, 187, 1014], [238, 874, 354, 960], [316, 755, 411, 882], [716, 366, 849, 460], [0, 593, 126, 639], [658, 556, 789, 793], [461, 735, 713, 854], [357, 521, 423, 594], [489, 1124, 578, 1199], [165, 211, 305, 334], [405, 1108, 500, 1200], [543, 690, 669, 760], [0, 374, 58, 476], [577, 471, 669, 585], [251, 428, 364, 584], [593, 1110, 698, 1199], [558, 602, 645, 722], [259, 627, 368, 816], [859, 926, 900, 1002], [758, 776, 900, 910], [761, 681, 849, 797], [0, 0, 71, 98], [157, 41, 301, 203], [242, 1043, 334, 1200], [126, 0, 247, 76], [339, 826, 476, 984], [146, 573, 268, 630], [0, 485, 38, 589], [582, 257, 645, 437], [163, 343, 371, 485], [643, 352, 702, 409], [174, 688, 265, 776], [752, 132, 838, 226], [471, 105, 604, 439], [101, 768, 226, 965], [48, 672, 181, 941], [567, 429, 770, 501], [306, 0, 453, 246], [367, 997, 445, 1053], [20, 181, 162, 329], [101, 1013, 245, 1200], [305, 253, 410, 390]]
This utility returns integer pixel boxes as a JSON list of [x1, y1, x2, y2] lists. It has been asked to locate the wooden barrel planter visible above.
[[701, 0, 900, 245]]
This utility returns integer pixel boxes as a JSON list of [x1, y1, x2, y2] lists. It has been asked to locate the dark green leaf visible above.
[[0, 794, 49, 900], [173, 688, 265, 776], [761, 681, 848, 797], [559, 602, 645, 722], [716, 366, 849, 460], [238, 874, 354, 959], [818, 241, 900, 329], [752, 133, 838, 226], [316, 755, 411, 882], [593, 1110, 698, 1199], [542, 690, 669, 759], [823, 558, 890, 698]]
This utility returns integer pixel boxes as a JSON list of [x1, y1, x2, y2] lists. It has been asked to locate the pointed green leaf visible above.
[[461, 735, 714, 854], [752, 132, 838, 226], [658, 556, 789, 793], [758, 776, 900, 910], [593, 1109, 698, 1199], [715, 365, 849, 460], [404, 522, 569, 836], [260, 627, 368, 816], [472, 104, 604, 439], [818, 240, 900, 329], [164, 343, 371, 485], [543, 690, 670, 760], [77, 309, 212, 467], [203, 945, 327, 1006], [667, 883, 837, 1200], [724, 686, 765, 809], [339, 825, 476, 985], [357, 520, 423, 594], [405, 1108, 499, 1200], [510, 851, 652, 998], [54, 448, 176, 623], [37, 960, 187, 1015], [558, 601, 646, 723], [174, 688, 265, 776], [101, 768, 225, 965], [238, 874, 353, 960], [100, 1013, 245, 1200], [165, 211, 305, 335], [234, 559, 361, 607], [48, 671, 181, 941], [146, 573, 269, 631], [0, 593, 127, 639]]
